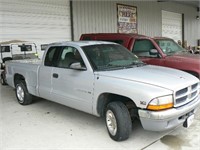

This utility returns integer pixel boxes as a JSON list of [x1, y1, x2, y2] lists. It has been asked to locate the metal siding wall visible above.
[[73, 0, 117, 40], [73, 1, 199, 46], [73, 1, 162, 40], [0, 0, 71, 43], [133, 1, 161, 37]]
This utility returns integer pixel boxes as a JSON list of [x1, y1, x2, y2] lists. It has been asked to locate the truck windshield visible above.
[[155, 39, 187, 55], [82, 44, 144, 71]]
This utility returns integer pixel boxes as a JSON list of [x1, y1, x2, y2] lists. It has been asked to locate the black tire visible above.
[[15, 81, 32, 105], [1, 73, 7, 85], [0, 63, 4, 70], [105, 101, 132, 141]]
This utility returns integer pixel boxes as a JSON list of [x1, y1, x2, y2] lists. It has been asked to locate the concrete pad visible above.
[[144, 120, 200, 150], [1, 85, 200, 150], [144, 109, 200, 150]]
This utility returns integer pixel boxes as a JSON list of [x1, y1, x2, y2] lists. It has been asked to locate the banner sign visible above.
[[117, 4, 137, 33]]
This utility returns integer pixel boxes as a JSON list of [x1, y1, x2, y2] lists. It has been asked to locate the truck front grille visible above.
[[175, 83, 199, 107]]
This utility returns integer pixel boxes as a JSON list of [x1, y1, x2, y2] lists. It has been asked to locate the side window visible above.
[[132, 40, 157, 57], [156, 40, 181, 53], [1, 46, 10, 52], [57, 46, 85, 68], [44, 47, 58, 66], [41, 44, 48, 51], [82, 36, 91, 40], [19, 45, 32, 52]]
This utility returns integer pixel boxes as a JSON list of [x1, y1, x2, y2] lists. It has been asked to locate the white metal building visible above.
[[0, 0, 199, 47], [0, 0, 71, 44]]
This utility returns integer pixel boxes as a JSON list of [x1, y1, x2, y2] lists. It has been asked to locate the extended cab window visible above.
[[44, 47, 60, 66], [132, 40, 158, 57]]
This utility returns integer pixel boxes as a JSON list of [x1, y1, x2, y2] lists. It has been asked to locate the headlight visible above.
[[147, 95, 173, 111]]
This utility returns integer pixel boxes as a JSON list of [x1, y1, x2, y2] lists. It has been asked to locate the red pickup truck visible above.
[[80, 33, 200, 78]]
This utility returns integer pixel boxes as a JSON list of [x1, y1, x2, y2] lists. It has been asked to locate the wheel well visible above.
[[97, 93, 137, 117], [184, 71, 199, 79], [14, 74, 25, 87], [2, 57, 13, 63]]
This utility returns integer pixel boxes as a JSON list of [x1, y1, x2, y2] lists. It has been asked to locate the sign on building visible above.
[[117, 4, 137, 33]]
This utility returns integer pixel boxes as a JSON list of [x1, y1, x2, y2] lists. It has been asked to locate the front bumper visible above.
[[138, 95, 200, 131]]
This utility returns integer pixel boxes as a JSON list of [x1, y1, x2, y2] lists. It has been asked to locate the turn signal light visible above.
[[147, 95, 173, 111], [147, 103, 173, 111]]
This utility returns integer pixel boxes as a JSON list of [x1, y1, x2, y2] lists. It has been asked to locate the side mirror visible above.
[[149, 49, 158, 55], [70, 62, 86, 71]]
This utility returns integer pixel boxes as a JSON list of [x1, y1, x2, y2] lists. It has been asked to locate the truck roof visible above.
[[153, 37, 172, 40], [81, 33, 147, 38], [49, 41, 117, 47]]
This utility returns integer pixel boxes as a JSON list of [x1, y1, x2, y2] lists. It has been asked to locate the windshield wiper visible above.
[[128, 62, 146, 67], [102, 61, 146, 70], [136, 62, 146, 67], [97, 64, 125, 71]]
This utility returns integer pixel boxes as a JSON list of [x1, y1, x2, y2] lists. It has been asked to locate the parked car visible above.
[[80, 33, 200, 79], [5, 41, 200, 141], [0, 42, 39, 85], [193, 46, 200, 54]]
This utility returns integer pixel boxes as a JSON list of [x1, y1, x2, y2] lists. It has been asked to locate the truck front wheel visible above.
[[15, 81, 32, 105], [105, 101, 132, 141]]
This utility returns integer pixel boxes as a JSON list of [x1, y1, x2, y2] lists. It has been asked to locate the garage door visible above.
[[0, 0, 71, 44], [162, 10, 182, 43]]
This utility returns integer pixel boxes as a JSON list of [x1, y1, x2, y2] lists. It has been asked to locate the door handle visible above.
[[53, 73, 59, 78]]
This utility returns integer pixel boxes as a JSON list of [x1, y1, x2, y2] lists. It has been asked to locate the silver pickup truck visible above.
[[5, 41, 200, 141]]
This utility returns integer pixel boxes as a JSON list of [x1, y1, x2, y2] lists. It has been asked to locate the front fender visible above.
[[93, 75, 173, 116]]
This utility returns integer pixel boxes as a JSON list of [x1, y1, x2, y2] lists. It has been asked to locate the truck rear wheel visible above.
[[105, 101, 132, 141], [15, 81, 32, 105]]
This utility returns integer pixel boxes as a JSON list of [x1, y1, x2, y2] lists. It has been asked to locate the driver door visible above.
[[51, 46, 95, 114]]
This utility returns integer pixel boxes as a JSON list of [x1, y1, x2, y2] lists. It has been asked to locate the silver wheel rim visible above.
[[16, 85, 24, 102], [106, 110, 117, 136]]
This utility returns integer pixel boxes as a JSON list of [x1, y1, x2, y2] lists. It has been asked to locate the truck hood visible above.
[[166, 53, 200, 64], [97, 65, 199, 91]]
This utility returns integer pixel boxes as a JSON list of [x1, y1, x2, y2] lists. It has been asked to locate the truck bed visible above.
[[5, 59, 41, 96], [9, 58, 41, 65]]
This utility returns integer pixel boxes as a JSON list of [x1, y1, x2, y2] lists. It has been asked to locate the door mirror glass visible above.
[[70, 62, 86, 71], [149, 49, 158, 55]]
